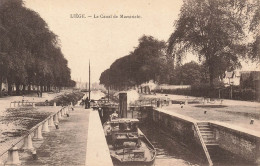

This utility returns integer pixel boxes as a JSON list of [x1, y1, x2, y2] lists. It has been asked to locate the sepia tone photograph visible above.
[[0, 0, 259, 165]]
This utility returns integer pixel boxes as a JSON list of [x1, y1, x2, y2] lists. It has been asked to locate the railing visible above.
[[0, 104, 72, 165], [129, 99, 172, 108], [10, 100, 38, 108]]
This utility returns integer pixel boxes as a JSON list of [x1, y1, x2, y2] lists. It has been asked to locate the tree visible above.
[[248, 0, 260, 61], [170, 61, 203, 85], [168, 0, 258, 88], [99, 35, 169, 89], [0, 0, 75, 96]]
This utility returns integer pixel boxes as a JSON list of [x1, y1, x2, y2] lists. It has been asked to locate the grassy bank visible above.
[[36, 91, 84, 106]]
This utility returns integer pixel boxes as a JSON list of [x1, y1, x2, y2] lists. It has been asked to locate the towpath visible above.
[[20, 106, 90, 165], [17, 106, 113, 166]]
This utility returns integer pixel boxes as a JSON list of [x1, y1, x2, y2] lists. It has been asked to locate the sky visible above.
[[24, 0, 185, 83], [24, 0, 259, 83]]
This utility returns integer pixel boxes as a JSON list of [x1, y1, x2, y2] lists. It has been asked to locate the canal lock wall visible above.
[[210, 122, 260, 164], [145, 107, 260, 165], [147, 108, 209, 165]]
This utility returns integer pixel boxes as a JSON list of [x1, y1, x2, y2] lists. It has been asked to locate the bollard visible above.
[[33, 125, 43, 141], [53, 102, 56, 107], [70, 102, 73, 106], [185, 100, 188, 105], [250, 119, 254, 124], [22, 134, 34, 151], [32, 103, 35, 108], [48, 116, 55, 127], [5, 146, 21, 165], [42, 121, 50, 132], [54, 114, 59, 124]]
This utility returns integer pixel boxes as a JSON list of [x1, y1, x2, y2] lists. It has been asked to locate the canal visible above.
[[98, 91, 256, 166], [139, 121, 201, 166]]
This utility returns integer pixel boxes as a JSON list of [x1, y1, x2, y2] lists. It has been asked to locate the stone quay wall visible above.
[[211, 122, 260, 163], [148, 108, 208, 164], [147, 107, 260, 164]]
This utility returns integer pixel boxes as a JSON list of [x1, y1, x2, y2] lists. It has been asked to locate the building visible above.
[[222, 71, 241, 87], [222, 70, 260, 88]]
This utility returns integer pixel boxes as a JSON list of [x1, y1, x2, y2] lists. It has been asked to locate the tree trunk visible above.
[[28, 84, 31, 93], [15, 83, 20, 95], [8, 82, 12, 95], [209, 64, 214, 88], [22, 84, 26, 95]]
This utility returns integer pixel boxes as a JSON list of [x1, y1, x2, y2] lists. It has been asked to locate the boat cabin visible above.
[[110, 119, 140, 149]]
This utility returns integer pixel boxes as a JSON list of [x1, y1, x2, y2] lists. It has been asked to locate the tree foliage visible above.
[[100, 35, 169, 89], [168, 0, 259, 88], [170, 61, 203, 85], [0, 0, 74, 96]]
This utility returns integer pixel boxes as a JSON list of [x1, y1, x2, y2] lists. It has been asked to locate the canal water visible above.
[[139, 122, 201, 166]]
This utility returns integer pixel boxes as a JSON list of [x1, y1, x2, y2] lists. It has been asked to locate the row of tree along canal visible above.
[[0, 0, 75, 97]]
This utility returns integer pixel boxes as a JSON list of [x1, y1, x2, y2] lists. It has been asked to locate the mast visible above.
[[89, 60, 91, 100]]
